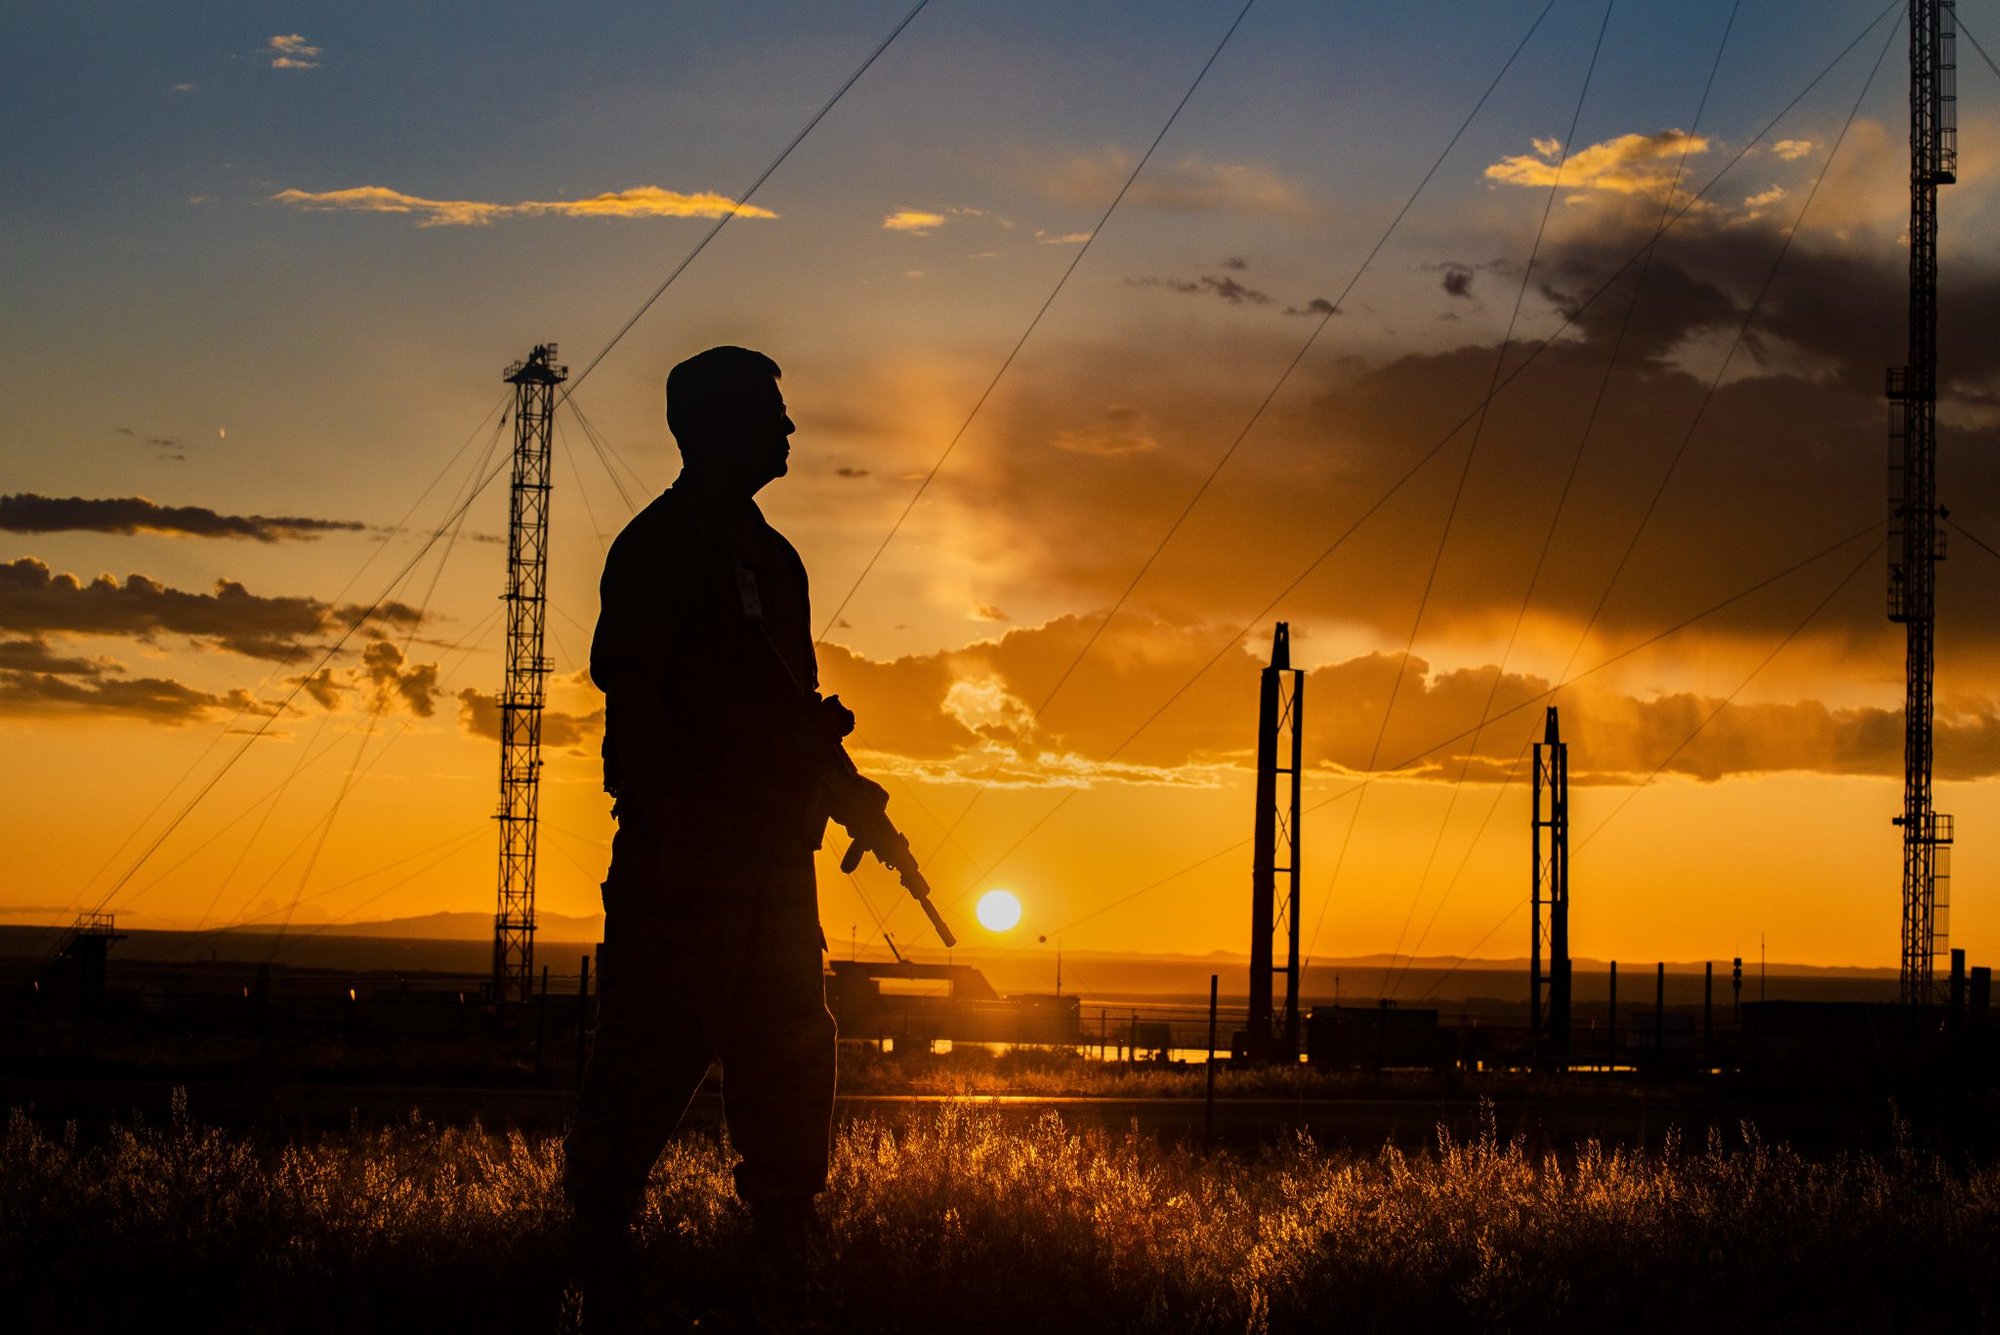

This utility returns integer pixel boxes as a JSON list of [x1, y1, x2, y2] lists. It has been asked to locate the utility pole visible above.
[[1247, 622, 1303, 1057], [1530, 706, 1570, 1068], [1887, 0, 1956, 1005], [493, 344, 566, 1012]]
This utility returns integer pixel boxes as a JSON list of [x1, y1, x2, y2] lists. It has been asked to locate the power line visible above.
[[1357, 0, 1619, 997], [563, 0, 934, 399]]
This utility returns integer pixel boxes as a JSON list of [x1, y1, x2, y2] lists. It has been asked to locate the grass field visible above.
[[2, 1095, 1996, 1333]]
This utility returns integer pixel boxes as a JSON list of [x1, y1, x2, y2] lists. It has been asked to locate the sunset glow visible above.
[[2, 1, 1997, 973]]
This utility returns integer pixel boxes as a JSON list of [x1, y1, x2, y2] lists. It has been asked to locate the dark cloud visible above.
[[293, 641, 439, 717], [1441, 266, 1474, 298], [1221, 256, 1250, 271], [1284, 297, 1337, 317], [114, 427, 183, 450], [0, 636, 107, 676], [455, 687, 603, 749], [834, 466, 871, 479], [0, 633, 274, 724], [0, 557, 424, 660], [0, 493, 365, 542], [0, 671, 266, 723], [1130, 274, 1273, 305]]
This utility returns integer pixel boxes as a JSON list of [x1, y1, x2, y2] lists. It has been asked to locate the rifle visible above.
[[823, 743, 957, 949]]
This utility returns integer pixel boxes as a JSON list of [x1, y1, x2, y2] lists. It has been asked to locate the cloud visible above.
[[1051, 404, 1160, 456], [271, 185, 776, 228], [1284, 297, 1337, 317], [1486, 129, 1710, 196], [0, 635, 270, 724], [883, 209, 946, 233], [294, 641, 439, 717], [455, 687, 603, 749], [1133, 274, 1272, 306], [1772, 139, 1815, 161], [0, 494, 364, 542], [968, 604, 1008, 623], [1036, 230, 1093, 244], [268, 34, 322, 69], [0, 637, 110, 676], [809, 612, 2000, 788], [114, 427, 184, 454], [0, 557, 423, 660], [1039, 151, 1321, 220], [0, 670, 266, 723], [1441, 266, 1474, 298], [834, 466, 870, 478]]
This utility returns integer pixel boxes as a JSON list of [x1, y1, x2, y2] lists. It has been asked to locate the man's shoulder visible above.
[[607, 490, 695, 558]]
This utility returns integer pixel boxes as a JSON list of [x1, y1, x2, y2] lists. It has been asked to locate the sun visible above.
[[975, 889, 1023, 932]]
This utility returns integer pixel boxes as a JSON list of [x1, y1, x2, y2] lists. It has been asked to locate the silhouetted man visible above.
[[565, 346, 865, 1293]]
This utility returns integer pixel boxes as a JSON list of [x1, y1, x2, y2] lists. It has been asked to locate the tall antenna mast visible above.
[[1887, 1, 1956, 1005], [493, 343, 567, 1011], [1530, 706, 1570, 1068], [1248, 622, 1303, 1056]]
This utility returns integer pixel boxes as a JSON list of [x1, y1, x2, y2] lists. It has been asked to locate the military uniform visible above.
[[564, 472, 835, 1225]]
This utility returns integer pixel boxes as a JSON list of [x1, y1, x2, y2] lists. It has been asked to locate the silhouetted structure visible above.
[[1246, 622, 1303, 1058], [1530, 706, 1570, 1068], [493, 343, 567, 1010], [1887, 0, 1957, 1004], [826, 960, 1081, 1047]]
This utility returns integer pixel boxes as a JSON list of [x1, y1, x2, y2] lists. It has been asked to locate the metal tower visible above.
[[1887, 1, 1956, 1005], [493, 343, 566, 1010], [1530, 706, 1570, 1067], [1248, 622, 1303, 1056]]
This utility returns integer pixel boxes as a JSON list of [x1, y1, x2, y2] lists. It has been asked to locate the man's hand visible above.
[[809, 693, 856, 746], [826, 769, 889, 835]]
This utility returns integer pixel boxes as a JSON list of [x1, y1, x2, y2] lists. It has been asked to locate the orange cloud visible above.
[[271, 185, 777, 228], [883, 209, 946, 233], [1485, 130, 1709, 195]]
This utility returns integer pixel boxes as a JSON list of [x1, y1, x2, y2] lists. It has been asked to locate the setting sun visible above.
[[975, 889, 1023, 933]]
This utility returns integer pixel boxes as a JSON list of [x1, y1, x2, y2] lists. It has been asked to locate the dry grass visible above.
[[2, 1095, 1995, 1332]]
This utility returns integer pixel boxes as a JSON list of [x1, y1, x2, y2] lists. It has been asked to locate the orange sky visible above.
[[6, 2, 2000, 974]]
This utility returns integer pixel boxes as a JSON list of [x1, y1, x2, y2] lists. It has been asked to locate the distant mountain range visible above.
[[280, 910, 608, 941], [241, 912, 1898, 978]]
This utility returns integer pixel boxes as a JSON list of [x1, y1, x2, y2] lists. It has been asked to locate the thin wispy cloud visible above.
[[271, 185, 778, 228], [1040, 152, 1322, 220], [268, 34, 322, 70]]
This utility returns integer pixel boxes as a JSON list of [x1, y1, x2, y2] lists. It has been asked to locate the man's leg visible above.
[[718, 851, 837, 1223], [564, 837, 736, 1233]]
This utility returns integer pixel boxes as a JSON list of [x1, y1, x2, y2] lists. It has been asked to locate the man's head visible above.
[[666, 345, 794, 494]]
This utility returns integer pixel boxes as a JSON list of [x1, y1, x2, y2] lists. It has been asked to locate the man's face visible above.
[[722, 375, 795, 493]]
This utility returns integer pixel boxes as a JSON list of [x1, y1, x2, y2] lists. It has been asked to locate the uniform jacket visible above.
[[590, 474, 826, 859]]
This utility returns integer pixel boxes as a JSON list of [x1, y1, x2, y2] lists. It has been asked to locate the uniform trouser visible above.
[[563, 817, 835, 1224]]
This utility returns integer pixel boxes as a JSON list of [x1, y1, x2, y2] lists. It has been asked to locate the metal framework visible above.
[[1248, 622, 1303, 1057], [1530, 706, 1570, 1067], [493, 344, 566, 1010], [1887, 1, 1956, 1005]]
